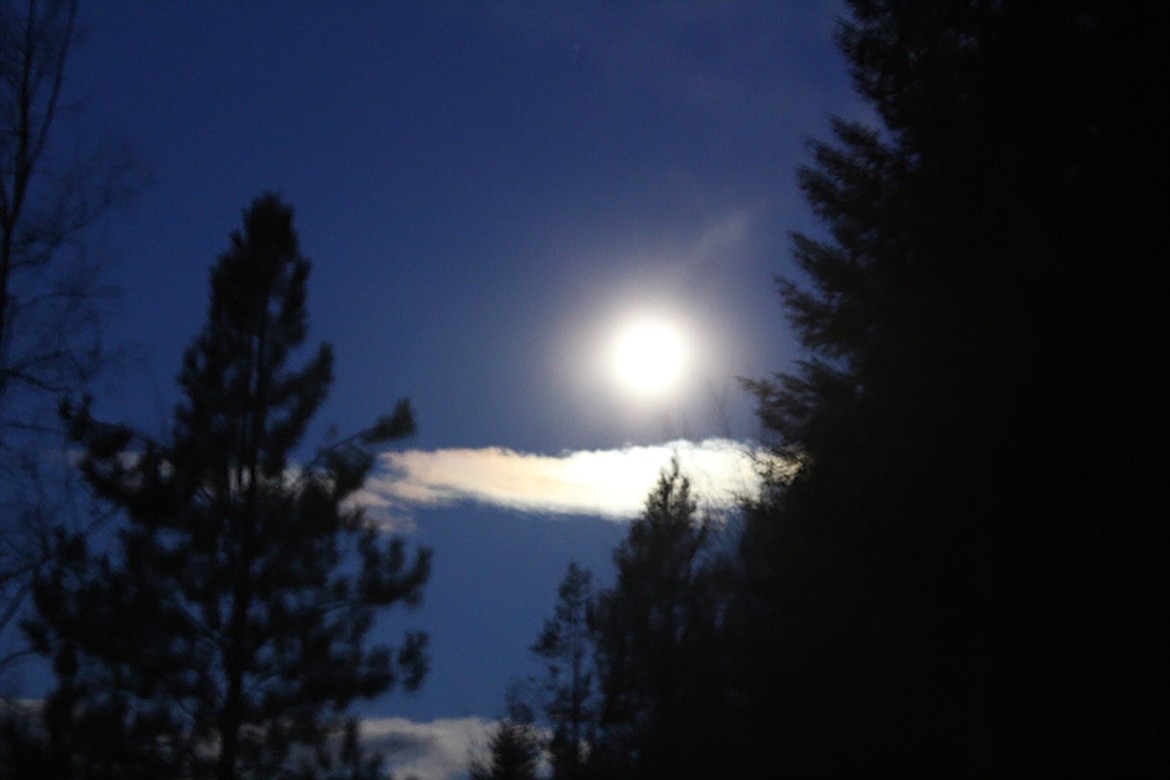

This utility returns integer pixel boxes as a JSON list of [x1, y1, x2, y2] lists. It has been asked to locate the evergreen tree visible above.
[[468, 693, 541, 780], [740, 1, 1166, 774], [23, 194, 430, 779], [530, 562, 594, 780], [589, 458, 725, 778]]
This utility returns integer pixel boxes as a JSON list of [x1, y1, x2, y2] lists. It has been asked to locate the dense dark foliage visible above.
[[737, 0, 1167, 774], [19, 195, 429, 779]]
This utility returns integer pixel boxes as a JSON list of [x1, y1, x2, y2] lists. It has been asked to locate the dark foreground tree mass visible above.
[[736, 1, 1166, 773], [15, 194, 430, 779]]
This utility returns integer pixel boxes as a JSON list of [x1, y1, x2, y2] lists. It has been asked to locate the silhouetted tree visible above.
[[23, 194, 429, 779], [589, 458, 727, 778], [0, 0, 144, 677], [469, 692, 541, 780], [530, 561, 594, 780], [740, 0, 1167, 774]]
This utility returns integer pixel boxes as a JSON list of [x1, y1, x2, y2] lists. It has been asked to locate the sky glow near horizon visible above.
[[354, 438, 763, 524]]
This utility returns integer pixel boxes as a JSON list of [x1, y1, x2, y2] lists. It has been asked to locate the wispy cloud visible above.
[[355, 438, 761, 523], [361, 716, 490, 780]]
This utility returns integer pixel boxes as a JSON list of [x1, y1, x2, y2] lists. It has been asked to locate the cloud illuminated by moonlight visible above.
[[360, 716, 494, 780], [354, 438, 763, 523]]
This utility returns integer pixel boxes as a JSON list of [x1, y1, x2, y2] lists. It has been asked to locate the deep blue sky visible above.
[[58, 0, 860, 742]]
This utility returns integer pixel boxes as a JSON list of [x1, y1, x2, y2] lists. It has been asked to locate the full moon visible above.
[[610, 319, 687, 396]]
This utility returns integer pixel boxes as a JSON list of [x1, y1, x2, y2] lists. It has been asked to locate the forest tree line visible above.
[[3, 0, 1167, 777]]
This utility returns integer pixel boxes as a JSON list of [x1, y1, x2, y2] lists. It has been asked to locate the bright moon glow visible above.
[[611, 319, 687, 396]]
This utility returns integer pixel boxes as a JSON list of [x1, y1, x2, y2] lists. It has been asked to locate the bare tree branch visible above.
[[0, 0, 145, 681]]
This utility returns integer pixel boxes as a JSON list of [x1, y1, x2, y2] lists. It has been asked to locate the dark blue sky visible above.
[[59, 0, 860, 750]]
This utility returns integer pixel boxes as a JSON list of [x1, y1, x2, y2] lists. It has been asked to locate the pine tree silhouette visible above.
[[25, 194, 430, 779]]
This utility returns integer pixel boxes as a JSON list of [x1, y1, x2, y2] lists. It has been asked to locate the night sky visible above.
[[53, 2, 861, 776]]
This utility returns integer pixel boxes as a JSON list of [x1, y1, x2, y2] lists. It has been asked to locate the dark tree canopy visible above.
[[22, 194, 429, 779], [740, 0, 1167, 774]]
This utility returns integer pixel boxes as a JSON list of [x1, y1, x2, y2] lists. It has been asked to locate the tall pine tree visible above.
[[24, 194, 430, 779], [589, 458, 727, 778], [740, 1, 1166, 774], [530, 562, 595, 780]]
